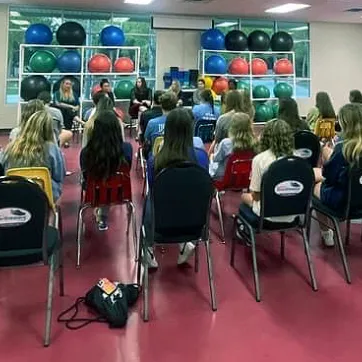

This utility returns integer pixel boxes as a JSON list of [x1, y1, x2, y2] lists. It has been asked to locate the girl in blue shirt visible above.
[[192, 89, 220, 122]]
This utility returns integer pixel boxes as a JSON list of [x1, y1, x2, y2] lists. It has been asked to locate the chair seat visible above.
[[0, 226, 59, 266], [238, 204, 299, 231], [312, 196, 362, 220]]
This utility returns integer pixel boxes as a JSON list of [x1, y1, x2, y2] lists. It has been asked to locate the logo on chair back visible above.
[[294, 148, 312, 159], [0, 208, 32, 228], [274, 181, 304, 197]]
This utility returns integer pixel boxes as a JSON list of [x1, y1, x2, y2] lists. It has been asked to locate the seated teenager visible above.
[[144, 108, 209, 268], [80, 110, 132, 231], [278, 97, 310, 134], [129, 77, 152, 118], [192, 89, 220, 122], [209, 112, 258, 180], [239, 119, 295, 224], [228, 79, 237, 91], [313, 103, 362, 246], [100, 78, 116, 105], [1, 110, 65, 202], [169, 80, 183, 107], [193, 79, 206, 105]]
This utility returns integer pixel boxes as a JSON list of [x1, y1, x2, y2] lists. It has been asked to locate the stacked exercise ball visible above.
[[225, 30, 248, 51], [251, 58, 268, 75], [253, 85, 270, 100], [100, 26, 125, 46], [274, 58, 293, 74], [255, 103, 274, 122], [25, 24, 53, 45], [229, 58, 248, 75], [88, 54, 112, 73], [271, 32, 294, 51], [205, 55, 227, 74], [29, 50, 56, 73], [274, 82, 293, 98], [212, 77, 229, 95], [248, 30, 270, 51], [57, 50, 82, 73], [56, 21, 86, 46], [21, 75, 51, 101], [201, 28, 225, 50], [114, 80, 134, 99], [114, 57, 134, 73]]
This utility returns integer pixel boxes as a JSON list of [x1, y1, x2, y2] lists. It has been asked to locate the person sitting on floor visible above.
[[80, 110, 132, 231], [209, 112, 259, 180]]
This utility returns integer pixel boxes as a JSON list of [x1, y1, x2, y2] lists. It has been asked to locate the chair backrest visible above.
[[83, 163, 132, 207], [220, 150, 254, 190], [294, 130, 321, 168], [260, 156, 314, 227], [314, 118, 336, 140], [152, 136, 164, 155], [0, 176, 49, 258], [152, 162, 214, 241], [345, 166, 362, 219], [6, 167, 55, 210], [194, 118, 217, 143]]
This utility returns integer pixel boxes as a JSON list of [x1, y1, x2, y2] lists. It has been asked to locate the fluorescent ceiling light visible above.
[[216, 22, 238, 28], [113, 17, 130, 22], [11, 19, 30, 25], [10, 11, 21, 17], [289, 25, 308, 31], [124, 0, 153, 4], [265, 3, 311, 14]]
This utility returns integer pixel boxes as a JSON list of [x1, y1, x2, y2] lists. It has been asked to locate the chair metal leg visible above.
[[194, 242, 200, 273], [143, 261, 149, 322], [331, 217, 352, 284], [205, 238, 217, 311], [76, 207, 87, 269], [137, 226, 145, 286], [280, 231, 286, 260], [345, 219, 351, 246], [250, 231, 261, 302], [230, 218, 237, 267], [129, 202, 138, 262], [306, 210, 313, 244], [140, 148, 145, 179], [44, 255, 56, 347], [215, 192, 225, 242], [56, 208, 65, 296], [302, 228, 318, 291], [126, 203, 132, 236]]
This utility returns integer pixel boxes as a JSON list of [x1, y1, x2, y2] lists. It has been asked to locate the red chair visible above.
[[213, 150, 254, 241], [76, 164, 138, 268]]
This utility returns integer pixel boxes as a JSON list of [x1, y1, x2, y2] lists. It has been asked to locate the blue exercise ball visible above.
[[57, 50, 81, 73], [201, 28, 225, 50], [205, 55, 227, 74], [25, 23, 53, 45], [100, 26, 125, 46]]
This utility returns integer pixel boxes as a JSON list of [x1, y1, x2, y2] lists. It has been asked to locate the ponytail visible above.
[[201, 89, 215, 114]]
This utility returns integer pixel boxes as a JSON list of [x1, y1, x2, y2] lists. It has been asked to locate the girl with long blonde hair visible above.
[[169, 80, 183, 107], [314, 103, 362, 246], [1, 110, 65, 201]]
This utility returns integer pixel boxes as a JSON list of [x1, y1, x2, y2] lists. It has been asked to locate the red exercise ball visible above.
[[88, 54, 112, 73], [91, 84, 102, 95], [114, 57, 134, 73], [274, 58, 293, 75], [212, 77, 229, 95], [251, 58, 268, 75], [229, 57, 249, 75]]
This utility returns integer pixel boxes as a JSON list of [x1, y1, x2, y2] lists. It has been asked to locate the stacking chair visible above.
[[76, 163, 138, 268], [308, 167, 362, 284], [213, 150, 254, 241], [294, 130, 321, 168], [0, 176, 64, 347], [231, 157, 317, 302], [137, 162, 217, 321], [194, 117, 217, 143]]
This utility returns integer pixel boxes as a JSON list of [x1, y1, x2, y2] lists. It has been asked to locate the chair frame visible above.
[[194, 118, 217, 144]]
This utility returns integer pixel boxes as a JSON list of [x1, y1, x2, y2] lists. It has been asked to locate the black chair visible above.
[[137, 162, 217, 321], [294, 130, 321, 168], [194, 117, 217, 143], [231, 157, 317, 302], [308, 167, 362, 284], [0, 176, 64, 347]]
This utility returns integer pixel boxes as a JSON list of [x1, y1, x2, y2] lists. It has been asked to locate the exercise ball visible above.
[[271, 31, 294, 51], [29, 50, 56, 73], [57, 50, 81, 73], [114, 80, 133, 99], [273, 82, 293, 98], [251, 58, 268, 75], [25, 24, 52, 45], [205, 55, 227, 74], [237, 81, 250, 91], [20, 75, 51, 101], [201, 28, 225, 50], [88, 54, 112, 73], [254, 103, 274, 122], [92, 84, 102, 95], [203, 76, 214, 89], [253, 85, 270, 100], [225, 30, 248, 51], [114, 57, 134, 73], [53, 76, 81, 96], [229, 58, 249, 75], [56, 22, 86, 46], [274, 58, 293, 75], [272, 102, 279, 118], [100, 26, 125, 46], [212, 77, 229, 95], [248, 30, 270, 51]]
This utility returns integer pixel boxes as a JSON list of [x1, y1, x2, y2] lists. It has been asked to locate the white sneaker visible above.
[[143, 247, 159, 269], [177, 242, 196, 265], [321, 229, 335, 247]]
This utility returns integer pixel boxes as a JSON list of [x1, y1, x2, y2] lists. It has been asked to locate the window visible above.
[[7, 6, 156, 103]]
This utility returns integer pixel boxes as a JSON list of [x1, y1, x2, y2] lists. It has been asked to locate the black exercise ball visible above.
[[56, 22, 86, 46], [20, 75, 51, 101], [271, 31, 294, 51], [225, 30, 248, 51], [53, 76, 81, 96], [247, 30, 270, 51]]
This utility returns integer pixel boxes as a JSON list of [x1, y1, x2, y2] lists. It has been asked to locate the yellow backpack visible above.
[[314, 118, 336, 140]]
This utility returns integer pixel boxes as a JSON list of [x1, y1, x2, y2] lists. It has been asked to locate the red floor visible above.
[[1, 134, 362, 361]]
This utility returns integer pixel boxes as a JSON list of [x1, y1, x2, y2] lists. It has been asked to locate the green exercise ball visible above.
[[29, 50, 57, 73], [272, 102, 279, 118], [253, 85, 270, 100], [255, 102, 274, 122], [273, 82, 293, 98], [114, 80, 133, 99], [237, 81, 250, 91]]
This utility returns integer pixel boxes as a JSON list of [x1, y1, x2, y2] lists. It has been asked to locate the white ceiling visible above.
[[7, 0, 362, 23]]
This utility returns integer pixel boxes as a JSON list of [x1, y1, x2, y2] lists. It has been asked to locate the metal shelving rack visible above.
[[18, 44, 141, 121]]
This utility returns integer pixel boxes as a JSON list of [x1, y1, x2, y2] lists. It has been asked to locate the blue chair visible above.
[[194, 117, 217, 143]]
